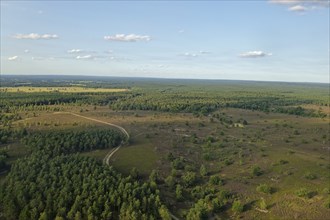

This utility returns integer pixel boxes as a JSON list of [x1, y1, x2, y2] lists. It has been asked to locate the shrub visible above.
[[166, 152, 175, 161], [231, 200, 244, 213], [202, 152, 214, 161], [322, 188, 330, 194], [209, 175, 223, 185], [200, 165, 208, 177], [304, 172, 317, 180], [185, 164, 196, 172], [165, 175, 175, 188], [295, 188, 312, 198], [259, 198, 267, 210], [279, 159, 289, 165], [182, 171, 197, 187], [175, 184, 184, 201], [256, 184, 272, 194], [251, 165, 262, 176], [171, 158, 184, 170], [186, 199, 209, 220], [224, 159, 233, 166]]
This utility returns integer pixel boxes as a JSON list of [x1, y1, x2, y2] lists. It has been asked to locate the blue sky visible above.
[[1, 0, 329, 82]]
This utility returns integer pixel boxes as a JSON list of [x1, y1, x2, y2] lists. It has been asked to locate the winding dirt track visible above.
[[55, 112, 129, 164]]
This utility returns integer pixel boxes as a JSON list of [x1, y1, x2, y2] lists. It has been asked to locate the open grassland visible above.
[[0, 86, 128, 93], [110, 137, 159, 177]]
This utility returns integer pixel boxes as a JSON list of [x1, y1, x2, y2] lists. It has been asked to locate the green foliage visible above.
[[295, 188, 312, 198], [231, 200, 244, 213], [166, 152, 175, 161], [1, 75, 328, 117], [0, 154, 164, 219], [224, 158, 233, 166], [0, 124, 166, 219], [149, 169, 159, 183], [171, 157, 185, 170], [209, 175, 223, 185], [158, 205, 171, 220], [182, 171, 197, 187], [165, 175, 175, 188], [186, 199, 209, 220], [304, 172, 317, 180], [130, 167, 139, 180], [259, 198, 267, 210], [279, 159, 289, 165], [22, 128, 124, 157], [256, 184, 272, 194], [191, 186, 216, 200], [251, 165, 263, 176], [175, 184, 184, 201], [200, 164, 208, 177]]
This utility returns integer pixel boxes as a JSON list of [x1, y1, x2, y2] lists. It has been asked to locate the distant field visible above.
[[0, 86, 128, 93]]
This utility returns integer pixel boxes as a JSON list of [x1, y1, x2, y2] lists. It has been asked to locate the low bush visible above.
[[232, 200, 244, 213], [256, 184, 272, 194]]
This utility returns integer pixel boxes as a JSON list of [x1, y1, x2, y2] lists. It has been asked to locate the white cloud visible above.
[[76, 55, 94, 60], [67, 49, 97, 54], [269, 0, 329, 10], [67, 49, 84, 53], [239, 51, 272, 58], [269, 0, 300, 4], [8, 56, 18, 61], [270, 0, 329, 6], [178, 29, 185, 33], [104, 34, 151, 42], [37, 10, 43, 14], [24, 49, 30, 53], [182, 52, 198, 57], [288, 5, 307, 11], [13, 33, 59, 40]]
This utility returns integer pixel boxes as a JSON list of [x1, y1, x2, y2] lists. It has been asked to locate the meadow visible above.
[[0, 75, 329, 219]]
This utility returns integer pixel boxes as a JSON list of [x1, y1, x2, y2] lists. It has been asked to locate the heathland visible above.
[[0, 75, 329, 220]]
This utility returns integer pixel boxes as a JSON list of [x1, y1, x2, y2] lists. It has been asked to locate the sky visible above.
[[1, 0, 329, 83]]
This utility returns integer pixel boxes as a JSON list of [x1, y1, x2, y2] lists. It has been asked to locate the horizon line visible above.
[[1, 74, 329, 85]]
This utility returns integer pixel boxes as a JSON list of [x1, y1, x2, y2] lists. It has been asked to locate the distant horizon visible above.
[[1, 73, 329, 85], [1, 1, 329, 83]]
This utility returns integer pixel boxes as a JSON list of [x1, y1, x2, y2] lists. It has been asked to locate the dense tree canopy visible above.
[[0, 128, 168, 220]]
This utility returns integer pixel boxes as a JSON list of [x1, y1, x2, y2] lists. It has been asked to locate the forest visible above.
[[0, 75, 329, 220]]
